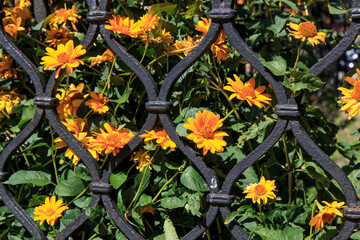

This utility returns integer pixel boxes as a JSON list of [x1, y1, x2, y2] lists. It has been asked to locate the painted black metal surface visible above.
[[0, 0, 359, 239]]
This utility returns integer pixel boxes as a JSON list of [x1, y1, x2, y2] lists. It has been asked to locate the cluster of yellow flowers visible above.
[[0, 90, 21, 119], [2, 0, 31, 38]]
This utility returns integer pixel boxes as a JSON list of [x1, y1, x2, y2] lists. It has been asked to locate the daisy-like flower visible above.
[[243, 176, 277, 204], [105, 15, 143, 38], [338, 69, 360, 119], [56, 83, 86, 119], [2, 14, 25, 38], [184, 110, 228, 155], [309, 201, 345, 232], [85, 90, 109, 114], [168, 36, 200, 56], [41, 40, 86, 78], [131, 151, 152, 172], [88, 123, 134, 156], [141, 29, 174, 44], [11, 0, 32, 23], [287, 21, 326, 47], [33, 196, 68, 226], [136, 12, 160, 32], [46, 24, 74, 47], [0, 54, 17, 79], [140, 128, 177, 151], [195, 17, 211, 35], [0, 90, 21, 119], [211, 30, 230, 63], [88, 49, 115, 67], [50, 5, 81, 31], [223, 75, 271, 108]]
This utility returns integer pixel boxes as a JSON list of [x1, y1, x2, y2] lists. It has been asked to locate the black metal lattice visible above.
[[0, 0, 360, 239]]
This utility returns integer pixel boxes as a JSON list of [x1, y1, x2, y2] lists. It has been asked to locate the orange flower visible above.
[[41, 40, 86, 78], [243, 176, 277, 204], [0, 54, 17, 79], [50, 4, 81, 31], [46, 24, 74, 47], [2, 14, 25, 38], [131, 151, 152, 172], [56, 83, 86, 119], [195, 17, 211, 35], [136, 12, 160, 32], [140, 128, 177, 151], [223, 75, 271, 108], [105, 15, 143, 38], [11, 0, 32, 23], [184, 110, 228, 155], [338, 69, 360, 119], [287, 21, 326, 47], [0, 90, 21, 119], [85, 90, 109, 114], [211, 30, 230, 63], [168, 36, 200, 56], [88, 49, 115, 67], [34, 196, 68, 226], [309, 201, 344, 232], [141, 29, 174, 44], [61, 117, 87, 134], [88, 123, 134, 156]]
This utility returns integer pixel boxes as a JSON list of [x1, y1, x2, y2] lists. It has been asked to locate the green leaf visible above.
[[4, 170, 51, 186], [115, 230, 128, 240], [224, 211, 241, 224], [110, 171, 127, 189], [274, 0, 299, 11], [261, 56, 287, 76], [237, 166, 258, 189], [180, 166, 209, 192], [160, 197, 186, 209], [184, 192, 202, 217], [60, 209, 81, 229], [288, 70, 325, 95], [268, 13, 290, 35], [132, 206, 145, 231], [74, 165, 92, 181], [253, 225, 304, 240], [55, 170, 85, 196], [164, 217, 180, 240], [134, 167, 151, 196], [328, 3, 347, 14]]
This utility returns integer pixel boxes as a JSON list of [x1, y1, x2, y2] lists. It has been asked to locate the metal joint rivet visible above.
[[349, 9, 360, 20], [274, 104, 300, 120], [344, 206, 360, 220], [0, 172, 10, 182], [208, 9, 237, 21], [145, 101, 172, 113], [206, 193, 234, 206], [89, 182, 113, 194], [34, 97, 59, 109], [86, 11, 112, 23]]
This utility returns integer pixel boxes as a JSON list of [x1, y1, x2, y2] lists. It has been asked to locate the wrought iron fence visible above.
[[0, 0, 359, 239]]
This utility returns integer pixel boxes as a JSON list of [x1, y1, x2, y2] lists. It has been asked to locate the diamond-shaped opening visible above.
[[226, 129, 349, 239], [105, 145, 217, 239]]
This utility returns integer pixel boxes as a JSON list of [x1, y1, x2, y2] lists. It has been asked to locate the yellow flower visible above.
[[56, 83, 86, 119], [139, 128, 177, 151], [11, 0, 32, 23], [309, 201, 344, 232], [41, 40, 86, 78], [184, 110, 228, 155], [33, 196, 68, 226], [50, 4, 81, 31], [131, 151, 152, 172], [140, 29, 174, 45], [88, 123, 134, 156], [195, 17, 211, 35], [243, 176, 277, 204], [105, 15, 143, 38], [135, 12, 160, 32], [168, 36, 200, 56], [0, 54, 17, 79], [88, 49, 115, 67], [2, 14, 25, 38], [338, 69, 360, 119], [46, 24, 74, 47], [287, 21, 326, 47], [0, 90, 21, 119], [85, 90, 109, 114], [223, 75, 271, 108]]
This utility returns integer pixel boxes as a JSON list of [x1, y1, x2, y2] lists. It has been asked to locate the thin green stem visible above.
[[127, 166, 150, 210], [152, 170, 180, 204], [282, 134, 292, 205], [102, 56, 117, 94], [259, 204, 266, 226], [52, 225, 59, 240], [49, 124, 59, 184], [288, 41, 305, 83], [221, 101, 244, 123], [19, 32, 47, 47], [67, 186, 89, 206], [309, 200, 317, 240]]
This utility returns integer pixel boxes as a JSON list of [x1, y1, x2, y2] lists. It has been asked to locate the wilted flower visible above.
[[309, 201, 344, 232], [88, 49, 115, 67]]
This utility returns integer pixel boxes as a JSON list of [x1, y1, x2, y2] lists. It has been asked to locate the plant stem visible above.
[[19, 32, 47, 47], [52, 225, 59, 240], [259, 204, 266, 226], [102, 56, 117, 94], [127, 166, 150, 210], [49, 124, 59, 184], [309, 200, 317, 240], [288, 41, 305, 83], [67, 186, 89, 206], [152, 170, 181, 204], [282, 134, 292, 205]]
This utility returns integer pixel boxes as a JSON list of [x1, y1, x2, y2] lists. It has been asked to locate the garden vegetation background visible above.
[[1, 0, 360, 239]]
